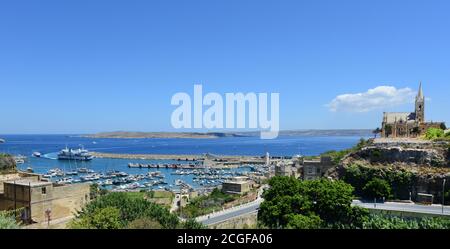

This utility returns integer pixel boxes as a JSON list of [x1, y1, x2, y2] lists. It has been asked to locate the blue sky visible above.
[[0, 0, 449, 134]]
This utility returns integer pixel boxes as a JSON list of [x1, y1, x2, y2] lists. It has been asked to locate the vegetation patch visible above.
[[68, 192, 204, 229], [0, 154, 16, 173], [342, 163, 413, 200], [258, 176, 368, 229], [179, 188, 239, 218], [145, 190, 174, 208], [257, 176, 450, 229]]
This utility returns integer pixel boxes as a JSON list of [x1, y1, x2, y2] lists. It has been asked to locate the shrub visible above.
[[0, 212, 20, 229], [70, 192, 199, 229], [362, 178, 392, 200], [425, 128, 445, 140], [127, 217, 163, 229], [69, 207, 122, 229]]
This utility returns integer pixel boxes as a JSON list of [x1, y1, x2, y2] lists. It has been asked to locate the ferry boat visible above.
[[57, 147, 93, 161]]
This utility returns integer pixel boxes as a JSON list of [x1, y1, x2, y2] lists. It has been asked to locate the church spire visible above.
[[417, 81, 424, 100]]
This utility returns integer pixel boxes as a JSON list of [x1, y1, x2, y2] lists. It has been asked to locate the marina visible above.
[[1, 134, 367, 192], [12, 149, 256, 192]]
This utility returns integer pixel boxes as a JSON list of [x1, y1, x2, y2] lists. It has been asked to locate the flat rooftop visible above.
[[5, 179, 52, 187]]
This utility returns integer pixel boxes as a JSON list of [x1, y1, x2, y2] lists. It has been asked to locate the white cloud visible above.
[[327, 86, 416, 112]]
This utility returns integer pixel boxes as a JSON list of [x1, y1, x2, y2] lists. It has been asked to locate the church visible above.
[[381, 82, 445, 138]]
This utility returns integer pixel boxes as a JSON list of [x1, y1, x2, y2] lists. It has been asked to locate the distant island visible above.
[[82, 129, 373, 139], [82, 131, 247, 139]]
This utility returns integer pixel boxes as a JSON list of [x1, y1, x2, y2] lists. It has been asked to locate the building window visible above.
[[41, 187, 46, 194]]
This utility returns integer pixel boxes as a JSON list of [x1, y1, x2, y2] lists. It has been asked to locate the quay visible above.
[[128, 163, 206, 169]]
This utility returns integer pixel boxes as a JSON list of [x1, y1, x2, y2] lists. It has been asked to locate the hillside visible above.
[[326, 138, 450, 203]]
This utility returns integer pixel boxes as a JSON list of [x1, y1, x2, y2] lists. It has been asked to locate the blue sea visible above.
[[0, 134, 367, 190]]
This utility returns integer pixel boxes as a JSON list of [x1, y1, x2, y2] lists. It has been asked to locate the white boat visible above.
[[32, 152, 41, 157], [13, 155, 27, 164], [48, 168, 63, 175], [102, 179, 113, 186], [56, 177, 73, 185], [80, 174, 99, 181], [77, 168, 94, 173], [0, 138, 5, 143]]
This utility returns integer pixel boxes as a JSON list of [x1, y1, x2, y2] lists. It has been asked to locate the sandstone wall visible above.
[[208, 212, 258, 229]]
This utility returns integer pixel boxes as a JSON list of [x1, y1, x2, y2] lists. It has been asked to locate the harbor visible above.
[[1, 135, 366, 193], [12, 147, 259, 192]]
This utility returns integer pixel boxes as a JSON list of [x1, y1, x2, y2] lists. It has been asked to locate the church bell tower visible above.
[[415, 82, 425, 123]]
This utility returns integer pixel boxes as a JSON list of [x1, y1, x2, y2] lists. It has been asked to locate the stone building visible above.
[[0, 173, 90, 224], [274, 160, 300, 178], [222, 176, 251, 194], [381, 82, 445, 138], [298, 156, 334, 180]]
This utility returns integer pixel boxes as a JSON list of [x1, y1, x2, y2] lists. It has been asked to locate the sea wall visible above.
[[207, 212, 258, 229]]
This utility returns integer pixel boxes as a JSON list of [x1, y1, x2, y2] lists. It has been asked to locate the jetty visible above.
[[127, 163, 206, 169]]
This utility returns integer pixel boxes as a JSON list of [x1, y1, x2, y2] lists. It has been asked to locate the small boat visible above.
[[14, 155, 27, 164], [66, 171, 78, 175], [56, 177, 73, 185], [0, 138, 5, 143], [116, 172, 128, 177], [48, 168, 62, 174], [113, 178, 126, 185], [26, 167, 34, 173], [77, 168, 95, 174], [102, 179, 113, 186], [80, 174, 99, 182], [77, 167, 89, 173], [32, 152, 42, 158]]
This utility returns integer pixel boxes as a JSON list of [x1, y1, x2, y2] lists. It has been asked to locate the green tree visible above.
[[69, 207, 121, 229], [180, 218, 206, 229], [362, 178, 392, 200], [286, 214, 323, 229], [258, 177, 368, 229], [70, 192, 203, 229], [127, 217, 163, 229], [91, 207, 121, 229]]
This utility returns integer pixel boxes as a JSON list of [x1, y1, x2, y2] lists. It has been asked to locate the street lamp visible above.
[[442, 179, 446, 214]]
